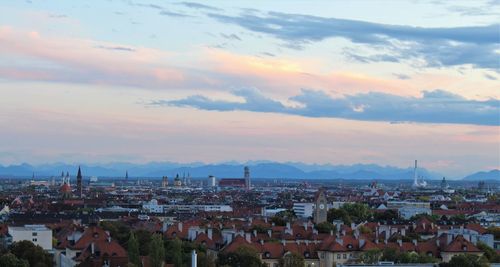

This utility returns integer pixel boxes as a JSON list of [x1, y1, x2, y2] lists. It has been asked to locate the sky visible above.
[[0, 0, 499, 178]]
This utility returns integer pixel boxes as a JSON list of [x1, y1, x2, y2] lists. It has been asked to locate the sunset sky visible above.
[[0, 0, 499, 178]]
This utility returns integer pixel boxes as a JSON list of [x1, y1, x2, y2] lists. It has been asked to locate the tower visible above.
[[125, 170, 128, 181], [244, 166, 250, 190], [76, 166, 83, 198], [162, 176, 168, 188], [314, 189, 327, 224], [413, 160, 418, 187], [441, 177, 449, 190]]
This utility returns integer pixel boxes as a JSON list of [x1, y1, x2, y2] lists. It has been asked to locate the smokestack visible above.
[[191, 250, 197, 267]]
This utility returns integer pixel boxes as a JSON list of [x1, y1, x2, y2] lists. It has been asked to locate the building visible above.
[[293, 202, 315, 218], [174, 175, 182, 187], [76, 166, 83, 198], [218, 166, 251, 190], [8, 224, 53, 250], [162, 176, 168, 188], [387, 201, 430, 210], [244, 166, 251, 190], [314, 189, 327, 224], [208, 175, 216, 187], [399, 207, 432, 219]]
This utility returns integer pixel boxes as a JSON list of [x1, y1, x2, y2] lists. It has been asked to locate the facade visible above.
[[314, 189, 328, 224], [387, 201, 430, 210], [8, 224, 53, 250], [293, 202, 315, 218], [399, 207, 432, 219]]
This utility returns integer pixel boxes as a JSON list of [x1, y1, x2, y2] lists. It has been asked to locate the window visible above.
[[337, 254, 341, 259], [32, 238, 37, 242], [343, 254, 347, 259], [32, 232, 38, 236]]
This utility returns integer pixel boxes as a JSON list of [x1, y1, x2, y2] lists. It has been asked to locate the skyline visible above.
[[0, 1, 499, 177]]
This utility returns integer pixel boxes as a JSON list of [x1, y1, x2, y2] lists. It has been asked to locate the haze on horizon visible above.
[[0, 0, 499, 178]]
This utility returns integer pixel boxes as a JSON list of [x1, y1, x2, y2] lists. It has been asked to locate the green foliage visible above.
[[165, 238, 183, 267], [218, 245, 266, 267], [251, 224, 269, 234], [440, 254, 489, 267], [10, 240, 52, 267], [100, 221, 131, 246], [270, 216, 287, 226], [360, 249, 382, 264], [374, 210, 399, 222], [127, 232, 141, 267], [0, 253, 29, 267], [279, 252, 305, 267], [380, 248, 398, 262], [398, 252, 437, 263], [315, 222, 336, 234], [477, 241, 500, 263], [327, 208, 351, 225], [358, 225, 372, 234], [197, 251, 216, 267], [380, 248, 437, 264], [149, 234, 165, 267], [328, 203, 372, 224], [135, 229, 153, 256], [342, 203, 372, 223]]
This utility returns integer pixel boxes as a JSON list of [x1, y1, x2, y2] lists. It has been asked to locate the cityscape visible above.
[[0, 1, 499, 267]]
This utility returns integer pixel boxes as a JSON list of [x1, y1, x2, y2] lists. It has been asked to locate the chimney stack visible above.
[[191, 250, 197, 267]]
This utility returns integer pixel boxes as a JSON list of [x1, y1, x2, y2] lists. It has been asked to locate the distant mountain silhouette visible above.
[[462, 169, 500, 181], [0, 161, 447, 180]]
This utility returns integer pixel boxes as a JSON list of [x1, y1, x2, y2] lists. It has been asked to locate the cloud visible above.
[[153, 88, 500, 126], [207, 11, 500, 69], [178, 2, 222, 11], [393, 73, 411, 80], [220, 33, 241, 41], [159, 10, 193, 18], [95, 45, 136, 52]]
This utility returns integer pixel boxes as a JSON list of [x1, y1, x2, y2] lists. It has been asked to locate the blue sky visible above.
[[0, 0, 499, 177]]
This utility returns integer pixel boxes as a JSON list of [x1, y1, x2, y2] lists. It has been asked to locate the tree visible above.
[[197, 251, 216, 267], [440, 254, 489, 267], [100, 221, 131, 246], [327, 208, 351, 225], [128, 232, 141, 267], [360, 249, 382, 264], [10, 240, 52, 267], [279, 252, 305, 267], [477, 241, 500, 263], [165, 238, 183, 267], [135, 229, 153, 256], [149, 234, 165, 267], [315, 222, 336, 234], [0, 253, 29, 267], [218, 245, 265, 267], [374, 210, 399, 222], [380, 248, 398, 262], [342, 203, 372, 223]]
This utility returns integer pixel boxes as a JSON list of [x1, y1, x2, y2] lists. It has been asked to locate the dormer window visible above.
[[347, 244, 353, 249], [462, 245, 467, 251], [264, 252, 271, 258], [304, 252, 310, 258]]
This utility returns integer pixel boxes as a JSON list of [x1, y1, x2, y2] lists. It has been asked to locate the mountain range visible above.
[[0, 161, 497, 181]]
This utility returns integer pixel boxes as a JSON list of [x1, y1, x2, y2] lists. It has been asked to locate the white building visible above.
[[208, 175, 216, 187], [293, 203, 314, 218], [8, 224, 53, 250], [398, 207, 432, 220], [143, 199, 164, 213]]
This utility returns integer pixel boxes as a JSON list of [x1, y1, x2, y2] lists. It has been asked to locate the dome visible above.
[[60, 183, 71, 193]]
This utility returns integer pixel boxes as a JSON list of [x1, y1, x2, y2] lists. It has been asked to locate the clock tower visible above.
[[314, 189, 327, 224]]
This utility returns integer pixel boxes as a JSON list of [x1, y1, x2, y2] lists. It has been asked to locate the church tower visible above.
[[76, 166, 83, 198], [244, 166, 251, 190], [314, 189, 327, 224]]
